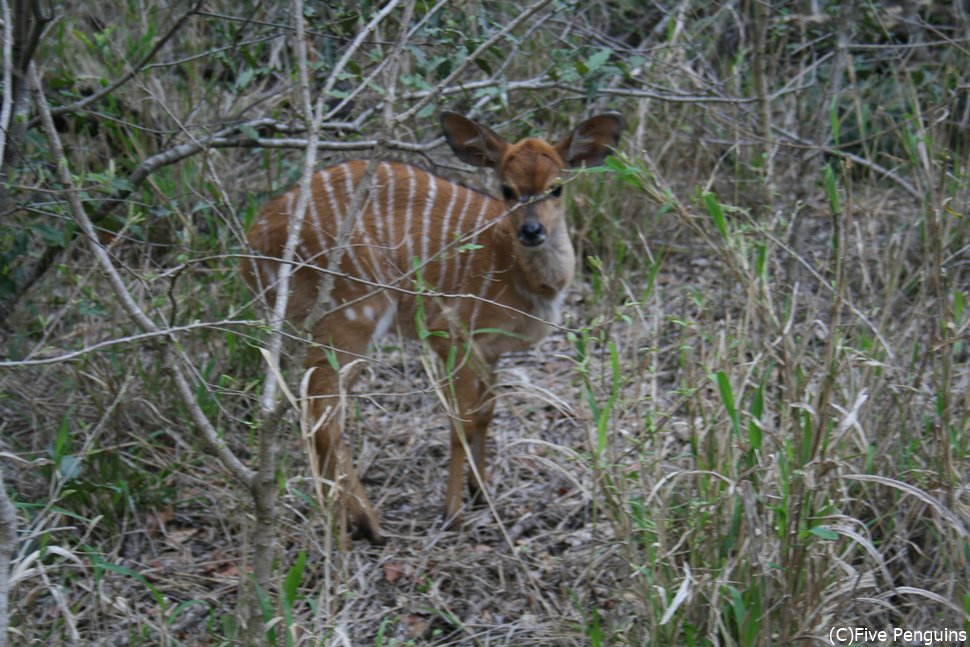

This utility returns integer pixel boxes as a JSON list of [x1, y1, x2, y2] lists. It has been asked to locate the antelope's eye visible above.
[[501, 185, 517, 201], [549, 185, 563, 198]]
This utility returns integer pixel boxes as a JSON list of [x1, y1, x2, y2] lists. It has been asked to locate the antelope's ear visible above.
[[555, 113, 624, 168], [440, 111, 509, 168]]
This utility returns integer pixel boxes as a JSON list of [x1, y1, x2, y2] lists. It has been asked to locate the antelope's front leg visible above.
[[444, 366, 492, 527]]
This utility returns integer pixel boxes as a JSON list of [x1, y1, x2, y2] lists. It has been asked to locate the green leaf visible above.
[[35, 223, 66, 246], [474, 57, 492, 75], [238, 125, 261, 141], [808, 526, 839, 541], [748, 378, 764, 451], [713, 371, 741, 437], [824, 163, 840, 215], [703, 192, 729, 240], [586, 605, 602, 647], [236, 67, 255, 89], [57, 455, 82, 481], [586, 48, 612, 73], [283, 550, 306, 608]]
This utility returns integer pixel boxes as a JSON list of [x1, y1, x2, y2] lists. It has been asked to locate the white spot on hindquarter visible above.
[[363, 304, 375, 321], [345, 308, 357, 321]]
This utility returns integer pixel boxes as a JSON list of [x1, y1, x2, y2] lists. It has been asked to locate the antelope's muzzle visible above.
[[517, 216, 546, 247]]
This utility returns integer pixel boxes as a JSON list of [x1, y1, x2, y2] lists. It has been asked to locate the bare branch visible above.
[[0, 319, 261, 367]]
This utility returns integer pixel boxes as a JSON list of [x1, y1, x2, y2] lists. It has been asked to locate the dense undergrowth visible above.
[[1, 1, 968, 645]]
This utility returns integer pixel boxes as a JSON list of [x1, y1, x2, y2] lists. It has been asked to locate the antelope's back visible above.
[[245, 161, 506, 321]]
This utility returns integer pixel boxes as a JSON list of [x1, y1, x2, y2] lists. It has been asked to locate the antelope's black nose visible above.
[[518, 220, 546, 247]]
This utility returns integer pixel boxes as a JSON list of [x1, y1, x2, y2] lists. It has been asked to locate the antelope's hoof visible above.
[[351, 514, 387, 546], [442, 510, 464, 531], [467, 480, 488, 507]]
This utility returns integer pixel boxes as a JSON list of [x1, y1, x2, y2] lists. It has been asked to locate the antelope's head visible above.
[[441, 111, 624, 249]]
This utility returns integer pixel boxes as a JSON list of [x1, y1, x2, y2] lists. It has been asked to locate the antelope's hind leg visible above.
[[306, 307, 386, 545]]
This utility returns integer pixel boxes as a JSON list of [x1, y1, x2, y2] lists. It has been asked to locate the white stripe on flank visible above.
[[345, 243, 367, 281], [372, 163, 385, 247], [308, 190, 328, 263], [436, 181, 457, 267], [371, 300, 397, 342], [419, 174, 437, 263], [469, 196, 490, 248], [284, 191, 295, 221], [385, 163, 396, 256], [458, 195, 490, 289], [404, 165, 417, 265], [340, 165, 375, 281], [360, 231, 388, 288], [321, 165, 367, 281], [447, 189, 474, 290], [342, 164, 357, 234], [362, 162, 393, 287], [320, 168, 341, 224]]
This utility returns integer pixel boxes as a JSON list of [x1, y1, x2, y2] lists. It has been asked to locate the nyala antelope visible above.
[[245, 111, 623, 544]]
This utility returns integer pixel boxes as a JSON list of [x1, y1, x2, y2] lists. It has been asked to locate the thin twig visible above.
[[0, 319, 261, 367]]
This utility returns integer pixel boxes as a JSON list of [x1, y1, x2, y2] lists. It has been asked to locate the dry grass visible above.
[[2, 1, 970, 645]]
